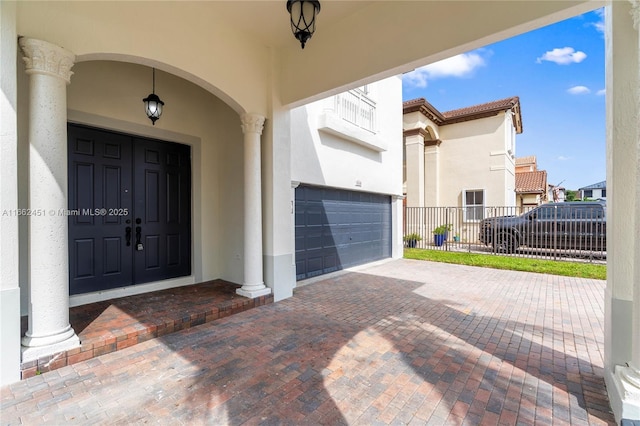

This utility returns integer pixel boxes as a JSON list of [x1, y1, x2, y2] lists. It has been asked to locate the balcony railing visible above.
[[333, 90, 376, 133]]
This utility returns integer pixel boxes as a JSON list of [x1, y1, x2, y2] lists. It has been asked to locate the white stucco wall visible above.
[[604, 2, 640, 421], [437, 112, 515, 207], [291, 76, 403, 197], [0, 0, 22, 386]]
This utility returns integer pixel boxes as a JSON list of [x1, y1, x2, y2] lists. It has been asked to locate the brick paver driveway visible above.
[[1, 259, 614, 425]]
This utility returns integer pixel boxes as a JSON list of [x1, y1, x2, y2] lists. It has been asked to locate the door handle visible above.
[[125, 226, 132, 246], [135, 226, 142, 246]]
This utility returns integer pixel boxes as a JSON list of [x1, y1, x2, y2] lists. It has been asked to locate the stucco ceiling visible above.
[[15, 0, 603, 112], [210, 1, 375, 49]]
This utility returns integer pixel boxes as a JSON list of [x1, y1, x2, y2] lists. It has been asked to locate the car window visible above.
[[571, 205, 604, 219], [557, 207, 571, 220], [536, 206, 555, 219]]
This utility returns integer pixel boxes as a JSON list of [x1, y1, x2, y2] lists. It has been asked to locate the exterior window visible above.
[[583, 189, 593, 198], [601, 189, 606, 197], [463, 190, 484, 221]]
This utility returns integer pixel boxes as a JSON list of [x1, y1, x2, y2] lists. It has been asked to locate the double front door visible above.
[[68, 124, 191, 295]]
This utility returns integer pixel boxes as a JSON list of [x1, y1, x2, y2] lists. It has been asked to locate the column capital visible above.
[[240, 113, 266, 135], [403, 127, 429, 141], [631, 0, 640, 30], [19, 38, 75, 84]]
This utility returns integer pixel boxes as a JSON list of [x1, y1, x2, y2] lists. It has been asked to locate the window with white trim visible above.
[[463, 189, 485, 222]]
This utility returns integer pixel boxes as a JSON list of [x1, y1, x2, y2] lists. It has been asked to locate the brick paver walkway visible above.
[[19, 280, 272, 380], [1, 259, 615, 425]]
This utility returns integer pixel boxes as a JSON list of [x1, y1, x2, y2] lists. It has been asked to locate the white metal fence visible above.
[[404, 205, 606, 263]]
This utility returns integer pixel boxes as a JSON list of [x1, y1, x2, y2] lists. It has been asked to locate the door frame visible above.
[[67, 112, 201, 307]]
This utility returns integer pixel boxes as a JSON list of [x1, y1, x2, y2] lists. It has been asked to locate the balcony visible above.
[[317, 89, 387, 152]]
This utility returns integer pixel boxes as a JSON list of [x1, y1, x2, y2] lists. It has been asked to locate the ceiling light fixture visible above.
[[286, 0, 321, 49], [142, 68, 164, 125]]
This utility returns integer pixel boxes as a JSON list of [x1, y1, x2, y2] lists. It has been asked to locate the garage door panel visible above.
[[295, 185, 391, 280], [306, 210, 324, 226], [307, 234, 323, 249], [323, 234, 340, 247], [305, 256, 324, 278], [323, 254, 338, 273]]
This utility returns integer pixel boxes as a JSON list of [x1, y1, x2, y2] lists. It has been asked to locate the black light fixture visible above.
[[142, 68, 164, 125], [286, 0, 321, 49]]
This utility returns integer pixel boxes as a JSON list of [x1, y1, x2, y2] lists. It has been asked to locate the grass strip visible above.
[[404, 248, 606, 280]]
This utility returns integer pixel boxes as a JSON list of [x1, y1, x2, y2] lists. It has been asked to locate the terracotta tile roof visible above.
[[515, 170, 547, 194], [402, 98, 446, 124], [442, 97, 519, 118], [403, 96, 523, 133], [515, 156, 536, 165]]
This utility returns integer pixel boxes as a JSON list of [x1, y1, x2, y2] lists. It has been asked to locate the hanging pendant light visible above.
[[286, 0, 321, 49], [142, 68, 164, 125]]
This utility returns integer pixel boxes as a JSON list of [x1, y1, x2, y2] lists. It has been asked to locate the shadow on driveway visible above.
[[2, 261, 614, 425]]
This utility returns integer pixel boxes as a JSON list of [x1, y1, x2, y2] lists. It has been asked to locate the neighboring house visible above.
[[515, 155, 537, 173], [515, 170, 548, 207], [579, 180, 607, 200], [2, 3, 639, 421], [514, 156, 547, 208], [516, 156, 566, 204], [548, 184, 566, 203], [403, 96, 523, 219], [291, 80, 403, 280]]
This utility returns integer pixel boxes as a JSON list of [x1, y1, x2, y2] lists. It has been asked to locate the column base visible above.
[[236, 283, 272, 299], [611, 364, 640, 422], [21, 333, 80, 364]]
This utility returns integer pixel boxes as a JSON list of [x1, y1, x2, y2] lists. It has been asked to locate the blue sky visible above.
[[402, 8, 605, 191]]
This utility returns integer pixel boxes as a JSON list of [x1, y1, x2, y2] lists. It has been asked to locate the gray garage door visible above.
[[295, 185, 391, 280]]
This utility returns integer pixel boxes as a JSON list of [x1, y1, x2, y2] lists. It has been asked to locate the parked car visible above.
[[479, 201, 606, 253]]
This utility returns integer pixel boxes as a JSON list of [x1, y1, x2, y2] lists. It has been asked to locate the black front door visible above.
[[68, 124, 191, 295]]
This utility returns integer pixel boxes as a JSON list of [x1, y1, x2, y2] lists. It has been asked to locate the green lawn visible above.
[[404, 248, 606, 280]]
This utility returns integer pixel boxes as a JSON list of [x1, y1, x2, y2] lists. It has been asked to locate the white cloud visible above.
[[557, 155, 572, 161], [596, 89, 606, 96], [590, 8, 605, 33], [567, 85, 591, 95], [536, 47, 587, 65], [590, 21, 605, 33], [403, 52, 486, 88]]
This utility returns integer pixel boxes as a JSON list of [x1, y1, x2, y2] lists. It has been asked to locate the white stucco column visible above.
[[262, 96, 296, 302], [19, 38, 79, 360], [424, 139, 442, 208], [391, 195, 405, 259], [237, 113, 271, 298], [404, 129, 426, 207], [605, 1, 640, 422]]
